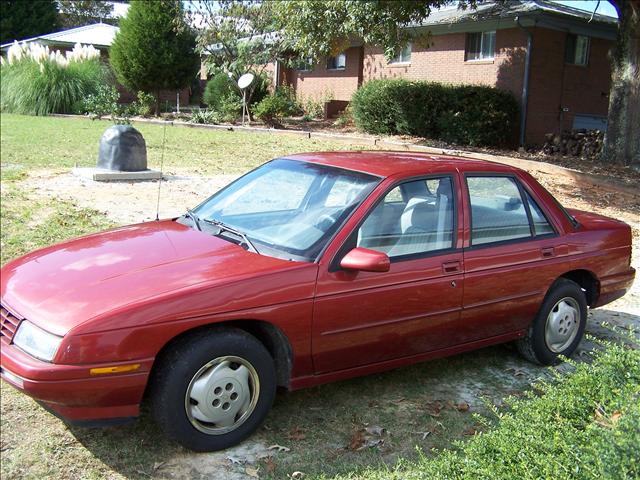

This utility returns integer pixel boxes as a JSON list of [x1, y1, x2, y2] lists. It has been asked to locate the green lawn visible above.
[[0, 114, 638, 480], [0, 113, 373, 180]]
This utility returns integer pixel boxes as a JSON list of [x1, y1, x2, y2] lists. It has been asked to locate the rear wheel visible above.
[[150, 328, 276, 451], [517, 278, 587, 365]]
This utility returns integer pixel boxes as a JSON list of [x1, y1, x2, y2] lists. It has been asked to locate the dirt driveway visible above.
[[19, 163, 640, 479]]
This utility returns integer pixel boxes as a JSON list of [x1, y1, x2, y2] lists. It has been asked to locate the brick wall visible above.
[[283, 46, 363, 101], [525, 28, 612, 145], [363, 28, 527, 101]]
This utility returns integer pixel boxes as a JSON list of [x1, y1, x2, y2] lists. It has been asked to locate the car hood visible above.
[[1, 220, 307, 336]]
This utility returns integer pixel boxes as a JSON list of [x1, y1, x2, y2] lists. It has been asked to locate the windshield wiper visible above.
[[184, 209, 202, 231], [202, 218, 259, 254]]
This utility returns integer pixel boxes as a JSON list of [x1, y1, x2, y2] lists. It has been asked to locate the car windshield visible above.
[[191, 159, 380, 261]]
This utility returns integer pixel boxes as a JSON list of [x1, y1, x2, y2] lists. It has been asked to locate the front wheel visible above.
[[517, 278, 587, 365], [149, 328, 277, 451]]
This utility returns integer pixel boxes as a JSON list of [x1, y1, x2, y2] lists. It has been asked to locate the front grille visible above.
[[0, 305, 20, 343]]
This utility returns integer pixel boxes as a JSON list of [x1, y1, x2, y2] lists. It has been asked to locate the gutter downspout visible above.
[[515, 16, 533, 148]]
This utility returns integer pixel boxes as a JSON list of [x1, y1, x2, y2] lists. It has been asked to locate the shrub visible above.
[[133, 91, 155, 117], [299, 90, 334, 119], [82, 84, 120, 119], [254, 86, 300, 126], [1, 41, 107, 115], [351, 79, 519, 147], [203, 71, 270, 122], [190, 108, 222, 125]]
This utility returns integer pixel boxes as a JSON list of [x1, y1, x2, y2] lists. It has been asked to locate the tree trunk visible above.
[[602, 0, 640, 168]]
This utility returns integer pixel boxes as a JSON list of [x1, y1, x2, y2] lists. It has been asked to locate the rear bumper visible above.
[[0, 343, 151, 423], [595, 267, 636, 308]]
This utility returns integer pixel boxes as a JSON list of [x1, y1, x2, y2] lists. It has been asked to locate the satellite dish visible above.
[[238, 72, 255, 90], [238, 73, 255, 126]]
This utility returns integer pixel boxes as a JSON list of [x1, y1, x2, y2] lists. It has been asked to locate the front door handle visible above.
[[442, 261, 462, 274], [541, 247, 555, 258]]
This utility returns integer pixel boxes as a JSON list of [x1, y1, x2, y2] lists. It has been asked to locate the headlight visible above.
[[13, 320, 63, 362]]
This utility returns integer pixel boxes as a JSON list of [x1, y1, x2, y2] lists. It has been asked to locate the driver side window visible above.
[[357, 177, 455, 258]]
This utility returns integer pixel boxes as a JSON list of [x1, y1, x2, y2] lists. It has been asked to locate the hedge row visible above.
[[351, 79, 519, 147], [329, 341, 640, 480]]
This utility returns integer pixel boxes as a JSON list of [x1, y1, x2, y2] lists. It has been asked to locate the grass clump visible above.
[[1, 42, 107, 116]]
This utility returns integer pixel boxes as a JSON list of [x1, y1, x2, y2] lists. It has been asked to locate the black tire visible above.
[[149, 327, 277, 452], [516, 278, 587, 365]]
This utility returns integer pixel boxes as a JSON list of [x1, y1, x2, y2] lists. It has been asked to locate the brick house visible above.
[[0, 23, 190, 108], [275, 0, 617, 146]]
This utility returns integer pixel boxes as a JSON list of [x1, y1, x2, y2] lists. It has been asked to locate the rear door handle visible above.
[[541, 247, 555, 258], [442, 261, 462, 274]]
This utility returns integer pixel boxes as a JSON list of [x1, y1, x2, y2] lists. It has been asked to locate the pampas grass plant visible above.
[[1, 42, 107, 115]]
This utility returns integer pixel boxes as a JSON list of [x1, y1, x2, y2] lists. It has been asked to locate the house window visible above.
[[465, 31, 496, 61], [296, 57, 314, 71], [565, 34, 590, 65], [326, 52, 346, 70], [389, 43, 412, 64]]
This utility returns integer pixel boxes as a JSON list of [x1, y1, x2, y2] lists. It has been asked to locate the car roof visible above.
[[284, 151, 518, 178]]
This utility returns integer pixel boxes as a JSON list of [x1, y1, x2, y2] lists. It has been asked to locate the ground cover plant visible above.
[[0, 113, 638, 479]]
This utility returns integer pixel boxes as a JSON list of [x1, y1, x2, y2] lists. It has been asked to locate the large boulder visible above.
[[97, 125, 147, 171]]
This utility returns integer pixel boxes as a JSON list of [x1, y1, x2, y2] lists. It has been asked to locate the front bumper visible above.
[[1, 342, 152, 424]]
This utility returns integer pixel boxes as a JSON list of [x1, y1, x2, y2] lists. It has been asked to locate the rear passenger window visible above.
[[467, 176, 531, 245], [357, 177, 455, 258], [524, 191, 554, 235]]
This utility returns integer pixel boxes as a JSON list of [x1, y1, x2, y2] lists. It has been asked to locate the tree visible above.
[[109, 0, 199, 115], [602, 0, 639, 168], [0, 0, 59, 44], [188, 0, 286, 108], [273, 0, 464, 59], [274, 0, 638, 167], [57, 0, 115, 28]]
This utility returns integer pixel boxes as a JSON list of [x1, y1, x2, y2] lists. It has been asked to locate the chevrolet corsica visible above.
[[0, 152, 635, 451]]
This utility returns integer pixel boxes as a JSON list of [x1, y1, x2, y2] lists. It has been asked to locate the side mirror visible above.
[[340, 247, 390, 273]]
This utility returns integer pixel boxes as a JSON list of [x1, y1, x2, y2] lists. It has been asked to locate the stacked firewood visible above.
[[542, 130, 604, 159]]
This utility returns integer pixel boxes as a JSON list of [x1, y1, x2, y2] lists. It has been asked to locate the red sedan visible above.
[[0, 152, 635, 451]]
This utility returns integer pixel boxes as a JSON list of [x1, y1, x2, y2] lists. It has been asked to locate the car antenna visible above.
[[155, 121, 168, 221]]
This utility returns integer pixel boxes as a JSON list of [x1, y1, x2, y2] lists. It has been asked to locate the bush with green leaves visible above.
[[351, 79, 519, 147], [330, 340, 640, 480], [82, 84, 119, 119], [0, 42, 107, 115], [203, 71, 270, 122], [190, 108, 222, 125], [133, 90, 155, 117], [254, 86, 301, 126]]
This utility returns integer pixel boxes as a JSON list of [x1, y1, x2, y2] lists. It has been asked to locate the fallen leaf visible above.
[[348, 429, 365, 450], [268, 444, 291, 453], [227, 456, 243, 465], [425, 401, 443, 417], [456, 401, 470, 412], [245, 467, 259, 478], [262, 457, 276, 473], [286, 425, 306, 441]]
